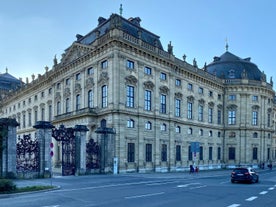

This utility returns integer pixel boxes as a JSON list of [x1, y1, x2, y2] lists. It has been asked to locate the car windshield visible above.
[[234, 169, 248, 173]]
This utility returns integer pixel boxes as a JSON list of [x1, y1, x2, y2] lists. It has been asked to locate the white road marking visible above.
[[125, 192, 165, 199], [177, 183, 200, 188], [260, 191, 268, 195], [246, 196, 258, 201], [268, 187, 274, 190], [147, 181, 178, 186], [190, 185, 207, 190], [227, 204, 240, 207]]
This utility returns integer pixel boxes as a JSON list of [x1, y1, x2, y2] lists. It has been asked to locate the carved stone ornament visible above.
[[143, 81, 154, 90], [226, 104, 237, 110], [86, 77, 94, 88], [198, 98, 205, 104], [75, 83, 82, 93], [159, 85, 169, 94], [187, 95, 194, 102], [125, 75, 138, 85], [208, 101, 214, 107], [98, 72, 109, 85], [64, 87, 71, 97]]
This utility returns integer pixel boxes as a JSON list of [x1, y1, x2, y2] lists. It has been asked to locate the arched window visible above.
[[127, 119, 134, 128], [188, 127, 193, 135], [145, 121, 152, 130], [160, 123, 167, 131], [175, 126, 181, 133]]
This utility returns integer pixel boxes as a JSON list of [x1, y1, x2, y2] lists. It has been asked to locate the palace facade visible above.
[[1, 13, 275, 173]]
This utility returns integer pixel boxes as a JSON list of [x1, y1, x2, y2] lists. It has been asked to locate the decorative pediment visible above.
[[159, 85, 169, 94], [60, 43, 93, 65], [226, 104, 237, 110], [252, 105, 260, 110], [208, 101, 214, 107], [175, 92, 183, 99], [143, 81, 154, 90], [125, 75, 138, 85], [198, 98, 205, 104], [187, 95, 194, 102], [217, 104, 223, 109]]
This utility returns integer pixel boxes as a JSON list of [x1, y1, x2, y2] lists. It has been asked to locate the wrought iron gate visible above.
[[86, 138, 100, 170], [52, 125, 76, 176], [16, 134, 39, 173]]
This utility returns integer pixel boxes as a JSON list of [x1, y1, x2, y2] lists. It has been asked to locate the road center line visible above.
[[125, 192, 165, 199], [260, 191, 268, 195], [246, 196, 258, 201], [227, 204, 240, 207]]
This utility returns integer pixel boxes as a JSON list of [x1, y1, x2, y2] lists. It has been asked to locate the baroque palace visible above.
[[0, 13, 276, 173]]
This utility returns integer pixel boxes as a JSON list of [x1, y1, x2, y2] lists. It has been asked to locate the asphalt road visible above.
[[1, 169, 276, 207]]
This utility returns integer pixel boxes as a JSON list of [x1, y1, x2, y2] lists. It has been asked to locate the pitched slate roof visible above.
[[0, 72, 22, 90]]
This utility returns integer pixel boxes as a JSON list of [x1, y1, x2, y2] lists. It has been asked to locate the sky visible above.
[[1, 0, 276, 87]]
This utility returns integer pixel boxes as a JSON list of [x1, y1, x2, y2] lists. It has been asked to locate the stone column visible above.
[[74, 125, 89, 175], [33, 121, 54, 177], [0, 118, 19, 177]]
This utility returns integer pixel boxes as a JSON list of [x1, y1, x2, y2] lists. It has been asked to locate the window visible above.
[[126, 86, 134, 107], [65, 98, 70, 113], [76, 94, 81, 110], [188, 83, 193, 91], [28, 112, 31, 126], [228, 94, 236, 101], [198, 105, 203, 121], [126, 60, 134, 69], [188, 127, 193, 135], [145, 144, 152, 162], [175, 99, 181, 117], [218, 94, 221, 100], [41, 91, 44, 98], [229, 147, 235, 160], [253, 147, 258, 160], [145, 121, 152, 130], [217, 109, 222, 125], [187, 102, 193, 119], [267, 148, 270, 160], [127, 119, 134, 128], [48, 88, 52, 95], [176, 145, 181, 161], [209, 147, 213, 160], [87, 67, 94, 75], [252, 111, 258, 126], [253, 132, 258, 138], [209, 130, 213, 137], [76, 73, 81, 81], [23, 114, 26, 128], [199, 146, 203, 160], [57, 101, 61, 115], [209, 91, 213, 97], [56, 83, 61, 89], [127, 143, 135, 162], [160, 123, 167, 131], [65, 78, 70, 85], [34, 110, 38, 123], [175, 126, 181, 133], [217, 147, 221, 160], [88, 90, 94, 108], [101, 60, 108, 69], [144, 90, 151, 111], [267, 113, 271, 127], [198, 87, 203, 94], [218, 131, 221, 137], [161, 144, 167, 162], [41, 108, 45, 121], [160, 94, 166, 114], [160, 72, 167, 80], [228, 110, 236, 125], [48, 105, 52, 121], [102, 85, 108, 108], [175, 79, 181, 86], [208, 108, 213, 123], [199, 129, 203, 136], [34, 95, 38, 101], [188, 146, 193, 161], [252, 95, 258, 101], [144, 66, 152, 75]]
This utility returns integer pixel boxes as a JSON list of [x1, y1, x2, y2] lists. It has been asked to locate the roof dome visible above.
[[205, 51, 263, 81]]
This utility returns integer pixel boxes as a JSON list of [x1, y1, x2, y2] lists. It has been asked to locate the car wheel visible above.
[[231, 179, 234, 183]]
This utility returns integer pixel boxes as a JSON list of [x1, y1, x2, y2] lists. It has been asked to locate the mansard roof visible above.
[[206, 51, 263, 81], [75, 13, 163, 50], [0, 71, 22, 90]]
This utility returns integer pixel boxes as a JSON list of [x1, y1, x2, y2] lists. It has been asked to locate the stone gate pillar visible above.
[[33, 121, 54, 177], [0, 118, 19, 177], [74, 125, 89, 175]]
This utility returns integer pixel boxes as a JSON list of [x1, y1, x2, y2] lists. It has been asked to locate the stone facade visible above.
[[0, 13, 275, 173]]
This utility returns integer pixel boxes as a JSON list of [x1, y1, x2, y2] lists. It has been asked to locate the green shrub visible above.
[[0, 179, 16, 193]]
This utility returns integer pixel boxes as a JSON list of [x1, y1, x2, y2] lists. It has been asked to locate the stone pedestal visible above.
[[74, 125, 89, 175], [0, 118, 19, 177], [33, 121, 54, 177]]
